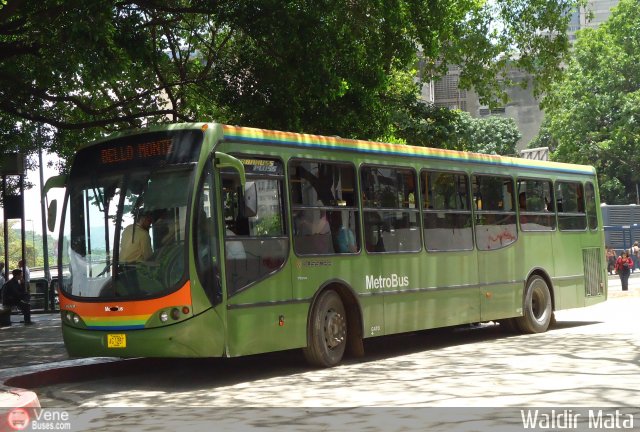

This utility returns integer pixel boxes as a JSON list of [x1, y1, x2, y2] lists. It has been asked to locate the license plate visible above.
[[107, 334, 127, 348]]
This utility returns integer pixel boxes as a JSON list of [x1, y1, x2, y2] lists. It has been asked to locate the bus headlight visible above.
[[72, 315, 80, 324], [160, 311, 169, 322]]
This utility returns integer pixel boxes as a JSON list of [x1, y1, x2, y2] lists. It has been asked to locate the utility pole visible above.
[[38, 125, 52, 310]]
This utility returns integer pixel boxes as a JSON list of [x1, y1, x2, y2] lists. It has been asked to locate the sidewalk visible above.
[[1, 275, 639, 410], [0, 313, 65, 419]]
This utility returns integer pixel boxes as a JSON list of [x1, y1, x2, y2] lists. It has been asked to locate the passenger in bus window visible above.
[[329, 212, 357, 253], [120, 212, 153, 262]]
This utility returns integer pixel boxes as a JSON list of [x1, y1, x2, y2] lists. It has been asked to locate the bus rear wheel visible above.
[[303, 290, 347, 368], [516, 275, 553, 333]]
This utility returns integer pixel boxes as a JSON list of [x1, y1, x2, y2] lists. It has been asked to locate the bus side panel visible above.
[[292, 254, 385, 340], [383, 251, 480, 334], [477, 247, 523, 322], [226, 268, 306, 356], [225, 303, 308, 356], [479, 232, 554, 321], [551, 232, 585, 310]]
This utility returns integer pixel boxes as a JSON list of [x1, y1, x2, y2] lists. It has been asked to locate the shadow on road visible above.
[[18, 317, 625, 409]]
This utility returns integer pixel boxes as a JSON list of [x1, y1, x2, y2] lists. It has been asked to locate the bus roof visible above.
[[76, 122, 595, 177], [222, 124, 595, 176]]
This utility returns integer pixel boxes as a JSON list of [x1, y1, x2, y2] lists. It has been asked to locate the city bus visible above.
[[44, 123, 607, 367]]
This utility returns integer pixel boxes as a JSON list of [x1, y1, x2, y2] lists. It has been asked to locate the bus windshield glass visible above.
[[60, 130, 203, 299]]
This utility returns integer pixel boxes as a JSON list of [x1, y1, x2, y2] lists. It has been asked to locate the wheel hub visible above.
[[324, 310, 346, 349]]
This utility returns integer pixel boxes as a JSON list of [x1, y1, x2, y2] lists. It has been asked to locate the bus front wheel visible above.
[[303, 290, 347, 368], [516, 275, 553, 333]]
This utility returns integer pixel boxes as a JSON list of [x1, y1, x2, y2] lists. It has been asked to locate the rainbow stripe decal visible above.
[[84, 315, 150, 331], [222, 125, 595, 175], [59, 282, 192, 331]]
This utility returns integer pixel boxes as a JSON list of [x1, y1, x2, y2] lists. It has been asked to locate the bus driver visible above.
[[120, 212, 154, 262]]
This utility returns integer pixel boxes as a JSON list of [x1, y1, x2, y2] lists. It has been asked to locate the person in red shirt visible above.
[[615, 250, 634, 291]]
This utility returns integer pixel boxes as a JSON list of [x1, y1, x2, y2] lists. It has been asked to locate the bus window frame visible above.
[[584, 181, 599, 231], [221, 153, 290, 295], [471, 173, 518, 251], [359, 163, 422, 255], [420, 168, 474, 252], [289, 157, 360, 256], [192, 157, 222, 306], [516, 176, 557, 233], [555, 180, 588, 232]]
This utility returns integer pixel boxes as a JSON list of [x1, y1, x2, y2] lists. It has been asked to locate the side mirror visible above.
[[43, 174, 66, 233], [47, 199, 58, 232]]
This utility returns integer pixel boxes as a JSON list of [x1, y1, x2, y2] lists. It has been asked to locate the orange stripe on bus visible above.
[[59, 281, 192, 318]]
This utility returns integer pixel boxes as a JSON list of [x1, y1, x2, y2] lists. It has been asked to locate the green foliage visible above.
[[467, 115, 521, 156], [392, 102, 520, 155], [0, 223, 56, 268], [0, 0, 580, 168], [540, 0, 640, 204]]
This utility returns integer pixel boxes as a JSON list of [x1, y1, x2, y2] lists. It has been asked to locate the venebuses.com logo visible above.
[[5, 408, 71, 431], [6, 408, 29, 431]]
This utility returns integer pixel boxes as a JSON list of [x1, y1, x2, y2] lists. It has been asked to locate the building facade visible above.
[[424, 0, 620, 152]]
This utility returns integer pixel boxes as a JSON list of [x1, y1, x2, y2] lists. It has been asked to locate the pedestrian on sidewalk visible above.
[[18, 259, 31, 300], [0, 261, 5, 287], [615, 250, 634, 292], [632, 242, 640, 273], [1, 269, 32, 324], [606, 246, 617, 275]]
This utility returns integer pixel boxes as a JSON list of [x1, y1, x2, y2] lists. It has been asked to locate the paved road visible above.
[[3, 275, 640, 431], [29, 296, 639, 409]]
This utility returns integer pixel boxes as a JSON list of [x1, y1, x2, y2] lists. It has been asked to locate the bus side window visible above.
[[360, 165, 421, 254], [193, 160, 221, 305], [556, 181, 587, 231], [421, 170, 473, 252], [473, 174, 517, 251], [289, 160, 360, 255], [223, 158, 288, 295]]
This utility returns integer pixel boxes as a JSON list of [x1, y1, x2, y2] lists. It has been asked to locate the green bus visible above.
[[45, 123, 607, 367]]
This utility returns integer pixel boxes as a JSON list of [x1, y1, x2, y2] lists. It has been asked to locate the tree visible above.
[[539, 0, 640, 204], [392, 102, 520, 155], [467, 114, 521, 156], [0, 222, 36, 268], [1, 0, 582, 166]]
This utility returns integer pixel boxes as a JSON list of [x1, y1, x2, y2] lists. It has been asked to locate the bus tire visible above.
[[516, 275, 553, 334], [303, 290, 347, 368]]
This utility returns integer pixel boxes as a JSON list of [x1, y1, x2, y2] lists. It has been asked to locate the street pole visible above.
[[38, 127, 52, 311], [2, 175, 7, 282]]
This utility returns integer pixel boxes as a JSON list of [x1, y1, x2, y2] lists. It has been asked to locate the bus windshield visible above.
[[60, 130, 202, 299]]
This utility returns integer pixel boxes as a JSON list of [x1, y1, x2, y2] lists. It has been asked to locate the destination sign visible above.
[[100, 139, 173, 165], [71, 130, 203, 178]]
